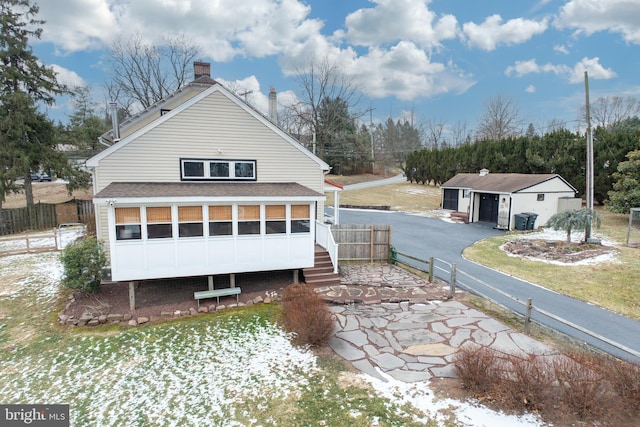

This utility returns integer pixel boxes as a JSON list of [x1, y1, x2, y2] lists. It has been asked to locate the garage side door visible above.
[[443, 189, 459, 210]]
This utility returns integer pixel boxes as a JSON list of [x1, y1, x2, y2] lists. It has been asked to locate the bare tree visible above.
[[284, 57, 364, 158], [450, 120, 471, 145], [476, 95, 522, 141], [106, 32, 201, 112], [580, 96, 640, 129], [424, 119, 446, 149]]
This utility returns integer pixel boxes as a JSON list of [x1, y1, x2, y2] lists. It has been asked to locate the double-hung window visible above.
[[209, 205, 232, 236], [238, 205, 260, 235], [146, 207, 173, 239], [265, 205, 286, 234], [291, 205, 310, 233], [178, 206, 203, 237], [115, 208, 142, 240]]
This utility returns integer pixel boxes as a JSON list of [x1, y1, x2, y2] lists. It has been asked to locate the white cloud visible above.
[[526, 85, 536, 93], [36, 0, 117, 52], [50, 65, 86, 88], [554, 44, 570, 54], [339, 0, 458, 51], [568, 57, 617, 83], [504, 57, 616, 84], [555, 0, 640, 44], [462, 14, 549, 51], [34, 0, 323, 61]]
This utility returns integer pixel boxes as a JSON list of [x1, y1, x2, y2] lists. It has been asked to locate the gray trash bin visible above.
[[514, 213, 528, 230], [524, 212, 538, 230]]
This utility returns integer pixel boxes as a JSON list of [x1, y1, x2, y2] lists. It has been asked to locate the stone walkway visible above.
[[314, 265, 560, 383]]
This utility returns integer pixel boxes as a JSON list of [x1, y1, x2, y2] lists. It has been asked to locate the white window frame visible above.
[[180, 158, 257, 181]]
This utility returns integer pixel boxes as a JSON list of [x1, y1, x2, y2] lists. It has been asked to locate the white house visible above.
[[441, 169, 579, 230], [87, 63, 334, 287]]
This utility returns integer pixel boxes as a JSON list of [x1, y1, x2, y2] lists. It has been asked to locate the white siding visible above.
[[94, 90, 326, 246]]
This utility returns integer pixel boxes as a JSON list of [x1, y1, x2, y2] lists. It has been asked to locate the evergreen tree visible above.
[[607, 150, 640, 213], [0, 0, 67, 207]]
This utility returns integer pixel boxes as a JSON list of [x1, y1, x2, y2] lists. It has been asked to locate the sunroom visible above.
[[93, 182, 324, 282]]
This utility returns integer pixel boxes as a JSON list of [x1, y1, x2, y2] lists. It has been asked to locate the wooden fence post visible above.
[[524, 298, 533, 334], [370, 225, 374, 263], [450, 263, 457, 296], [428, 256, 434, 282]]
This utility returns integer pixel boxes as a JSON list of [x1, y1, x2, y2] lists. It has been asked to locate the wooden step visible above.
[[303, 246, 340, 286]]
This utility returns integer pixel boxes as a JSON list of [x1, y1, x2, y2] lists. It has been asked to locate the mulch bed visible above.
[[502, 239, 614, 263], [64, 270, 296, 321]]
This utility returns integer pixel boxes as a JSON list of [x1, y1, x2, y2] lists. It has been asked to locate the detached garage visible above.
[[441, 169, 579, 230]]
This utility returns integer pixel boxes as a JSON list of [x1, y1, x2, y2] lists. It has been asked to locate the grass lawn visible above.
[[0, 251, 450, 427], [463, 212, 640, 321]]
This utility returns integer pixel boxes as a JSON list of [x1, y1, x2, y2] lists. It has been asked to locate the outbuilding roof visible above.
[[441, 173, 576, 193], [94, 182, 324, 201]]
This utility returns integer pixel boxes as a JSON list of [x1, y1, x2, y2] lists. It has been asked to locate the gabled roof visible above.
[[87, 83, 330, 171], [94, 182, 324, 201], [441, 173, 576, 193]]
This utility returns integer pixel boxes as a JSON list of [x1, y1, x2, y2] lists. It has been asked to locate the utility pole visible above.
[[369, 109, 375, 175], [584, 71, 594, 241]]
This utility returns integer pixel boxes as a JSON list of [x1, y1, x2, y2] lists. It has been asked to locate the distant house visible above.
[[440, 169, 579, 230], [86, 63, 334, 286]]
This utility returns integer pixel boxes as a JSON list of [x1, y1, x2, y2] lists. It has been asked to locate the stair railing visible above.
[[315, 221, 339, 273]]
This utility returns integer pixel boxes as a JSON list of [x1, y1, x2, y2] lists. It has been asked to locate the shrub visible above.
[[59, 236, 107, 293], [603, 357, 640, 416], [280, 284, 335, 347], [551, 351, 613, 421], [453, 344, 500, 393], [497, 354, 554, 413]]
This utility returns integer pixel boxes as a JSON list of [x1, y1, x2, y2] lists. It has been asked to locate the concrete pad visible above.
[[387, 369, 432, 383], [336, 329, 369, 347], [404, 343, 457, 356], [372, 352, 406, 371], [328, 337, 365, 361], [352, 359, 387, 382]]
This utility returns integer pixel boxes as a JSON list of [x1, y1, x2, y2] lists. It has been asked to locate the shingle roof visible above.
[[441, 173, 573, 193], [94, 182, 324, 200]]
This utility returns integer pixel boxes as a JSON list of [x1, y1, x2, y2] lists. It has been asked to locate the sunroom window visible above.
[[291, 204, 310, 233], [209, 205, 232, 236], [238, 205, 260, 235], [146, 207, 172, 239], [178, 206, 203, 237], [115, 207, 141, 240], [265, 205, 286, 234]]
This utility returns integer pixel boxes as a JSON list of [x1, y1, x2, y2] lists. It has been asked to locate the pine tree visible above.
[[0, 0, 67, 207]]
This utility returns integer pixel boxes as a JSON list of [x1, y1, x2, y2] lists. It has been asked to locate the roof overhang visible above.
[[93, 182, 325, 205]]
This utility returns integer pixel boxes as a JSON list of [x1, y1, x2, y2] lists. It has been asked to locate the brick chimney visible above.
[[194, 62, 211, 80]]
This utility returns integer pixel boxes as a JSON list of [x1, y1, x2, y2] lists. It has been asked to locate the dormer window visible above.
[[180, 158, 256, 181]]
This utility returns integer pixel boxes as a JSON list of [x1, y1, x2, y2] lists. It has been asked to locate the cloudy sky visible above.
[[31, 0, 640, 136]]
